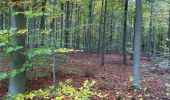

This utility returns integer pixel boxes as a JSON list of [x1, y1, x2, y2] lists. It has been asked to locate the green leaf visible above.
[[0, 72, 8, 80], [6, 47, 15, 53], [25, 47, 52, 58], [0, 42, 7, 47], [6, 46, 23, 53]]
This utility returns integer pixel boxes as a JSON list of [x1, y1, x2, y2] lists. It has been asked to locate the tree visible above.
[[0, 12, 3, 29], [168, 10, 170, 64], [132, 0, 142, 89], [122, 0, 128, 65], [65, 1, 70, 48], [8, 0, 27, 97], [98, 0, 104, 55], [40, 0, 47, 46], [101, 0, 108, 65], [75, 3, 81, 49], [60, 2, 64, 47], [87, 0, 94, 53], [146, 0, 154, 60]]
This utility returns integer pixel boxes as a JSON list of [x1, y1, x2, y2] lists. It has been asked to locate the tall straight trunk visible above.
[[119, 19, 124, 52], [5, 12, 10, 29], [75, 4, 81, 49], [40, 0, 46, 29], [160, 33, 163, 52], [109, 20, 113, 54], [157, 33, 162, 52], [98, 0, 104, 55], [60, 2, 64, 47], [147, 2, 153, 60], [50, 0, 57, 96], [130, 16, 135, 60], [4, 0, 10, 29], [8, 0, 27, 97], [168, 10, 170, 64], [70, 2, 74, 48], [109, 9, 115, 54], [65, 1, 70, 48], [30, 0, 37, 48], [56, 18, 60, 42], [83, 19, 88, 53], [40, 0, 46, 46], [101, 0, 107, 65], [152, 32, 155, 53], [122, 0, 128, 65], [0, 12, 3, 29], [141, 30, 145, 53], [87, 0, 93, 53], [132, 0, 142, 89]]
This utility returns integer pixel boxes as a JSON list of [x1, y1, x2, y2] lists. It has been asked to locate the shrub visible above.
[[8, 80, 108, 100]]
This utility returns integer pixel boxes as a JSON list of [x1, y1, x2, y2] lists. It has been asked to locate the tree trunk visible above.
[[147, 1, 153, 60], [87, 0, 93, 53], [70, 2, 74, 49], [122, 0, 128, 65], [168, 10, 170, 65], [75, 3, 81, 49], [65, 1, 70, 48], [40, 0, 46, 46], [98, 0, 104, 55], [60, 2, 64, 47], [101, 0, 107, 65], [130, 16, 135, 60], [132, 0, 142, 89], [8, 0, 27, 97], [0, 12, 3, 29], [31, 0, 37, 47]]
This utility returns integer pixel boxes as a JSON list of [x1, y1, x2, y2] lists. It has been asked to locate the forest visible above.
[[0, 0, 170, 100]]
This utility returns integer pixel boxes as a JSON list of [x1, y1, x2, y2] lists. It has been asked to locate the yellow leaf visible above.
[[55, 96, 64, 100]]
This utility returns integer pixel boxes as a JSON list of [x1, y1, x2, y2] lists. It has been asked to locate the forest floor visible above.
[[0, 52, 170, 100]]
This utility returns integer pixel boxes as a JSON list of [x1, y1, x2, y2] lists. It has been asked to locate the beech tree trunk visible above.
[[98, 0, 104, 55], [8, 0, 27, 97], [60, 2, 64, 47], [101, 0, 107, 65], [132, 0, 142, 89], [0, 12, 3, 29], [65, 1, 70, 48], [87, 0, 93, 53], [122, 0, 128, 65], [168, 10, 170, 65], [147, 1, 153, 60], [40, 0, 46, 46]]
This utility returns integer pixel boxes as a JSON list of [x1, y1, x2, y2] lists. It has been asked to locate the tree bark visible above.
[[65, 1, 70, 48], [168, 10, 170, 65], [40, 0, 46, 46], [101, 0, 107, 65], [132, 0, 142, 89], [60, 2, 64, 47], [98, 0, 104, 55], [75, 3, 81, 49], [0, 12, 3, 29], [122, 0, 128, 65], [147, 1, 153, 60], [8, 0, 27, 97], [87, 0, 93, 53]]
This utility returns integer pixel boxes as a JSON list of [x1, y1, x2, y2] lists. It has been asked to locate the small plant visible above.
[[10, 80, 108, 100]]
